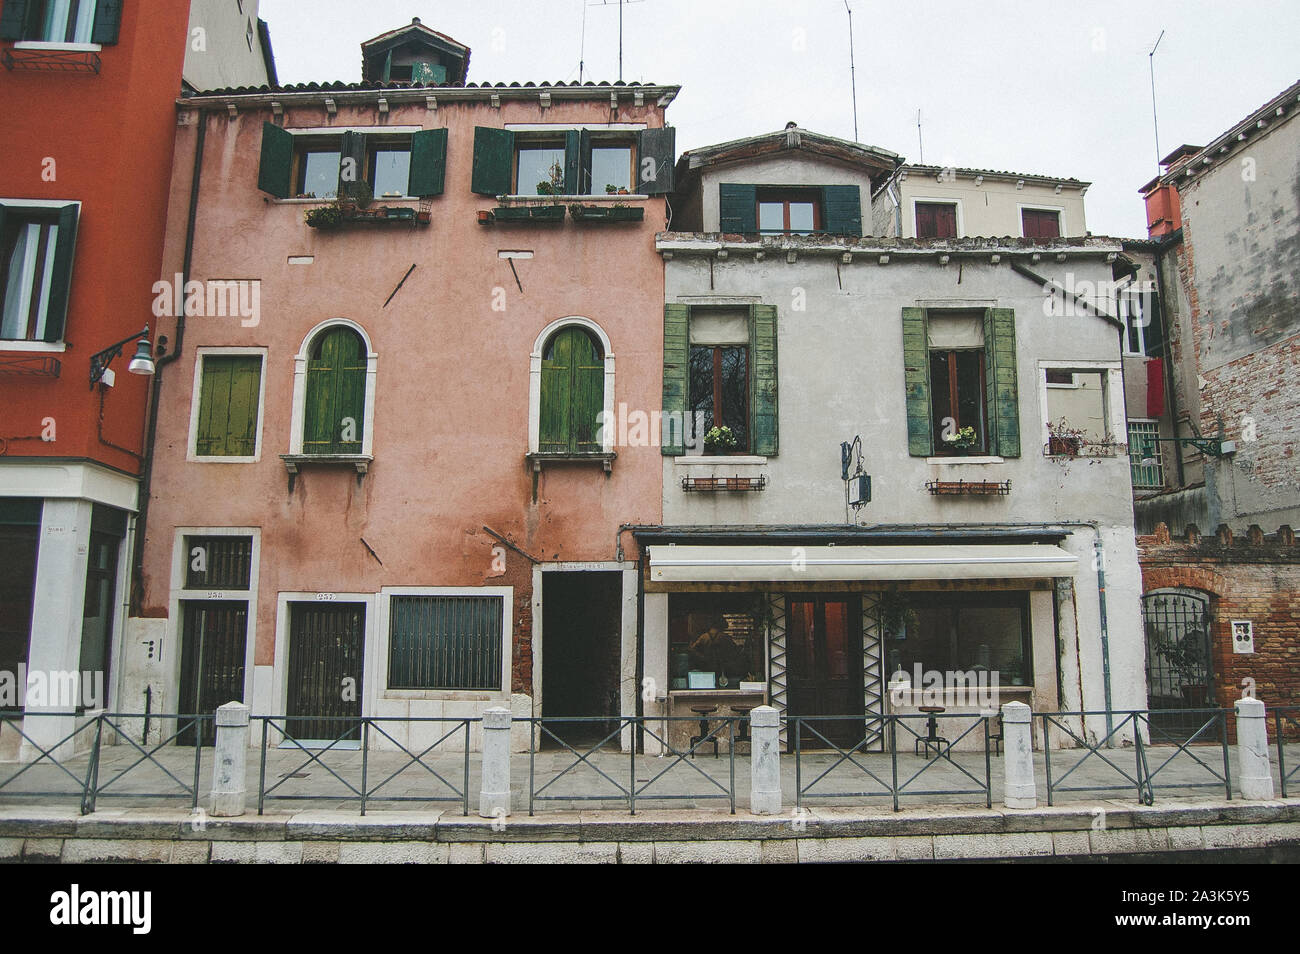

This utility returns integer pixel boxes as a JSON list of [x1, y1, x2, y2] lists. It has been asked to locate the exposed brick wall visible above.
[[1138, 522, 1300, 738]]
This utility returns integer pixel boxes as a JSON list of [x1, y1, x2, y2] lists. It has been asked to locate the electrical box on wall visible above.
[[1231, 620, 1254, 654], [849, 473, 871, 507]]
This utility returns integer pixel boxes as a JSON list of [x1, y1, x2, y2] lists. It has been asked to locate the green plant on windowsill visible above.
[[534, 160, 566, 200], [304, 202, 344, 229], [940, 425, 979, 454], [1046, 417, 1087, 457], [703, 425, 738, 454]]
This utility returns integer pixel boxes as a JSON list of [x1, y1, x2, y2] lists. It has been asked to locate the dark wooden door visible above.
[[287, 602, 365, 741], [786, 597, 863, 747], [178, 601, 248, 745]]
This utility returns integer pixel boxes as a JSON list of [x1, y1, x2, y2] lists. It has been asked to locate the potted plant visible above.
[[940, 424, 979, 455], [304, 202, 344, 229], [338, 179, 372, 214], [703, 425, 738, 455], [1154, 630, 1209, 705], [1047, 418, 1086, 456]]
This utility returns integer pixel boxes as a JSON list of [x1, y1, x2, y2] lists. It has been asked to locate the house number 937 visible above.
[[314, 593, 337, 601]]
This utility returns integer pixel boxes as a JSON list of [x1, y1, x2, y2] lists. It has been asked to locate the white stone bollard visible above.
[[479, 706, 512, 819], [209, 702, 250, 817], [749, 705, 782, 815], [1001, 701, 1036, 810], [1234, 696, 1274, 800]]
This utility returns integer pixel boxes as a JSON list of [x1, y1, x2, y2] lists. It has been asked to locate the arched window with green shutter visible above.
[[303, 326, 367, 455], [539, 326, 604, 454]]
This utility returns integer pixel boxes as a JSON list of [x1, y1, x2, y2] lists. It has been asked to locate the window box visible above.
[[304, 203, 424, 229], [492, 204, 565, 223], [568, 203, 644, 223]]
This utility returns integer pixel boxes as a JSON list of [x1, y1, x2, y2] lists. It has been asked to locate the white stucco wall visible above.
[[697, 154, 878, 234], [891, 173, 1088, 239]]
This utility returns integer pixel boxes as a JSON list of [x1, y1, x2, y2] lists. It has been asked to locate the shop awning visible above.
[[647, 544, 1077, 583]]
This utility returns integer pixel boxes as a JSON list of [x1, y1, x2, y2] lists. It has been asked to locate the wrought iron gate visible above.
[[286, 602, 365, 742], [1142, 590, 1213, 740], [178, 601, 248, 745]]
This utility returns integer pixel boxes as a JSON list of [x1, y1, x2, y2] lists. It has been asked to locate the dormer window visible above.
[[757, 188, 821, 235]]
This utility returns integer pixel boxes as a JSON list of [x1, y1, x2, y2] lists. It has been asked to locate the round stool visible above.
[[689, 705, 719, 759]]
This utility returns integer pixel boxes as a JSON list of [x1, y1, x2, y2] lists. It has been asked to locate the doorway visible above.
[[786, 596, 864, 748], [541, 571, 622, 747], [178, 600, 248, 745], [286, 602, 365, 744], [1143, 589, 1214, 741]]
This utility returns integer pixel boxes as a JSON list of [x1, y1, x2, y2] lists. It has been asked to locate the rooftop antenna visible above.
[[588, 0, 644, 83], [845, 1, 859, 141], [916, 109, 924, 164], [578, 1, 588, 83], [1148, 30, 1165, 169]]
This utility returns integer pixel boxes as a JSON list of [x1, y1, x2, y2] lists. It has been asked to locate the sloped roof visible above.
[[1160, 79, 1300, 187], [677, 125, 901, 180], [902, 164, 1089, 189]]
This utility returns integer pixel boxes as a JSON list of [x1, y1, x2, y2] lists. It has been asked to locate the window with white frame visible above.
[[386, 592, 508, 690], [1128, 420, 1165, 489], [0, 201, 78, 344], [190, 350, 265, 460]]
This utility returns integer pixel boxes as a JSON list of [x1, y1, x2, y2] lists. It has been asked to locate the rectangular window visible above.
[[31, 0, 95, 42], [690, 345, 749, 452], [0, 202, 77, 344], [887, 594, 1031, 687], [757, 189, 821, 235], [388, 595, 504, 690], [929, 350, 987, 453], [515, 135, 636, 196], [668, 594, 764, 689], [297, 145, 342, 199], [184, 535, 253, 590], [370, 145, 412, 198], [194, 354, 263, 458], [1128, 420, 1164, 489], [1021, 208, 1061, 239], [915, 201, 958, 239], [516, 141, 567, 195], [1045, 369, 1078, 387], [589, 145, 633, 193]]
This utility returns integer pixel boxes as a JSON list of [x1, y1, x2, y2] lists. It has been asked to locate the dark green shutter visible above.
[[563, 129, 581, 195], [983, 308, 1020, 458], [539, 330, 573, 453], [822, 185, 862, 236], [0, 0, 29, 40], [635, 127, 676, 195], [572, 330, 604, 452], [91, 0, 122, 44], [539, 327, 604, 453], [257, 121, 293, 199], [411, 61, 446, 85], [749, 304, 779, 456], [408, 128, 448, 197], [577, 129, 593, 195], [381, 50, 392, 83], [902, 307, 932, 456], [338, 130, 367, 200], [43, 204, 79, 343], [305, 328, 365, 455], [1144, 292, 1164, 357], [197, 356, 262, 456], [471, 127, 514, 196], [719, 183, 757, 233], [661, 304, 690, 455]]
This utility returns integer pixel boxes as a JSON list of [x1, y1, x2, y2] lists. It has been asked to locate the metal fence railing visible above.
[[1275, 706, 1300, 799], [254, 716, 474, 816]]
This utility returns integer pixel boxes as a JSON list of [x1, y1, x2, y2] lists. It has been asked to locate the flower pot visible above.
[[476, 209, 493, 224], [1049, 435, 1081, 456]]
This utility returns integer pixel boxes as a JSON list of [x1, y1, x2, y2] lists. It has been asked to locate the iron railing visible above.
[[1275, 706, 1300, 799], [791, 713, 993, 812], [527, 716, 738, 815], [1041, 709, 1232, 805], [254, 716, 474, 816]]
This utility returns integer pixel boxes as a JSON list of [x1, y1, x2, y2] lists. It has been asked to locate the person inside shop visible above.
[[689, 616, 746, 684]]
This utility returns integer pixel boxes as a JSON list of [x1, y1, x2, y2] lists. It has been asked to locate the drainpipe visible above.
[[129, 109, 206, 613]]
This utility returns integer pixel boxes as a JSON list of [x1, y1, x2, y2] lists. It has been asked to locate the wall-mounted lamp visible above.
[[89, 325, 155, 389], [1137, 434, 1236, 463]]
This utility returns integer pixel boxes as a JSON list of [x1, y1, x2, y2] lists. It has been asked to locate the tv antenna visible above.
[[916, 109, 924, 164], [845, 2, 859, 141], [582, 0, 646, 84], [1148, 30, 1166, 169]]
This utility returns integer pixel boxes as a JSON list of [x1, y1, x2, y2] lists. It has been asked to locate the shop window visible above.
[[668, 594, 764, 690], [887, 593, 1031, 687]]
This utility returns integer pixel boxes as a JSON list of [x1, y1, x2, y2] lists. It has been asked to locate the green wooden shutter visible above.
[[572, 330, 604, 452], [411, 61, 446, 85], [381, 50, 392, 83], [257, 122, 294, 199], [902, 307, 932, 456], [471, 127, 514, 196], [338, 130, 367, 201], [91, 0, 122, 44], [408, 128, 448, 197], [0, 0, 29, 40], [984, 308, 1020, 458], [563, 129, 581, 195], [661, 304, 690, 455], [197, 356, 262, 456], [822, 185, 862, 236], [305, 328, 365, 454], [749, 304, 779, 456], [539, 330, 573, 454], [719, 184, 757, 233], [43, 204, 79, 343], [577, 129, 593, 195], [635, 128, 676, 195]]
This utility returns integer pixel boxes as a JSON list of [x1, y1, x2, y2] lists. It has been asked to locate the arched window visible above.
[[303, 325, 367, 455], [539, 325, 605, 454]]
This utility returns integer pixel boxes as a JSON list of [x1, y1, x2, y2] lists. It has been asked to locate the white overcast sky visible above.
[[258, 0, 1300, 237]]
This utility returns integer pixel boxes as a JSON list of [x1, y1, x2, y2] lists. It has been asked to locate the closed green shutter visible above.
[[338, 130, 367, 201], [0, 0, 29, 40], [408, 128, 447, 196], [563, 129, 581, 195], [983, 308, 1020, 458], [197, 356, 262, 456], [902, 307, 932, 456], [539, 327, 604, 453], [91, 0, 122, 44], [572, 330, 604, 452], [304, 328, 366, 455], [381, 50, 392, 83], [539, 330, 573, 453], [471, 127, 514, 196], [43, 204, 79, 343], [822, 185, 862, 236], [661, 303, 690, 455], [577, 129, 593, 195], [257, 122, 294, 199], [411, 61, 446, 85], [749, 304, 779, 456], [719, 183, 757, 233], [635, 128, 676, 195]]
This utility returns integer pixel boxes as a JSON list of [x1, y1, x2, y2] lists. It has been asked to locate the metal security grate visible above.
[[1128, 420, 1164, 489], [388, 595, 502, 690], [1143, 590, 1213, 740], [184, 535, 253, 590]]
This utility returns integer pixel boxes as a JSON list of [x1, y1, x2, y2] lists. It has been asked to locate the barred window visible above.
[[1128, 420, 1164, 489], [388, 595, 504, 690], [184, 535, 253, 590]]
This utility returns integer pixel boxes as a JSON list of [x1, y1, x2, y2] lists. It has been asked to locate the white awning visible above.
[[647, 544, 1077, 583]]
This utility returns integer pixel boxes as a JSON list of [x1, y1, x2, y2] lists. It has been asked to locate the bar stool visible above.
[[915, 705, 949, 758], [730, 704, 755, 750], [689, 705, 719, 759]]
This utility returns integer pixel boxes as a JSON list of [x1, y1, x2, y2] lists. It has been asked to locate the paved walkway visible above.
[[1, 737, 1295, 815]]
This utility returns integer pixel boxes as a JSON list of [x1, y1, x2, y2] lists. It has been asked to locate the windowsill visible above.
[[281, 453, 372, 491], [12, 41, 102, 52], [190, 454, 261, 464], [382, 689, 505, 702], [275, 196, 420, 204], [675, 455, 768, 465], [526, 451, 616, 473], [500, 194, 648, 203], [926, 455, 1004, 464], [0, 341, 65, 353]]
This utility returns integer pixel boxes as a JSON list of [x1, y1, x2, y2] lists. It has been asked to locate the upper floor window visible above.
[[1128, 420, 1165, 489], [915, 201, 958, 239], [1021, 207, 1061, 239], [1121, 283, 1162, 357], [257, 124, 448, 201], [688, 309, 750, 452], [191, 351, 264, 460], [0, 0, 121, 44], [0, 201, 78, 344], [719, 184, 861, 237], [539, 325, 605, 454], [303, 326, 367, 455], [757, 189, 821, 235], [471, 126, 676, 197], [929, 349, 987, 454]]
